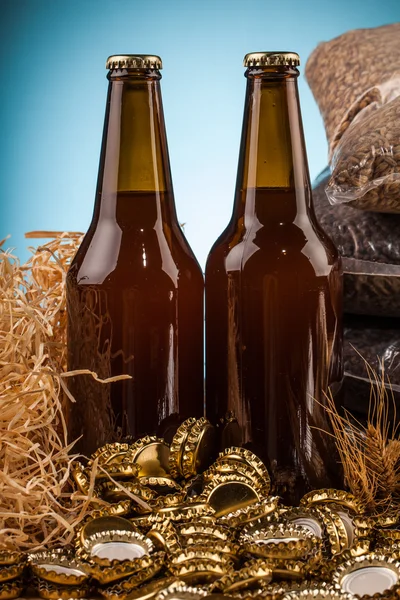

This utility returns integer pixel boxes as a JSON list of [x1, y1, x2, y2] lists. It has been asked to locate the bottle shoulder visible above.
[[206, 217, 339, 279], [68, 221, 202, 288]]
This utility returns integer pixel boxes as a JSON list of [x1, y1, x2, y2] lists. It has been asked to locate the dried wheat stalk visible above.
[[324, 355, 400, 514]]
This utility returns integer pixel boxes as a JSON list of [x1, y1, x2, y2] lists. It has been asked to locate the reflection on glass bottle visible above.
[[66, 56, 204, 456]]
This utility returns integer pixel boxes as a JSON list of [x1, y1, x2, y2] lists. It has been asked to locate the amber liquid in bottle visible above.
[[66, 64, 204, 456], [205, 61, 343, 503]]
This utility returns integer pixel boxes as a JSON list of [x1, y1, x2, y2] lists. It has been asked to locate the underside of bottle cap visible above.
[[106, 55, 162, 70], [243, 52, 300, 67]]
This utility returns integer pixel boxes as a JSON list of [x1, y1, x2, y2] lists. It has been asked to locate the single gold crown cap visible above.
[[106, 54, 162, 70], [243, 52, 300, 67]]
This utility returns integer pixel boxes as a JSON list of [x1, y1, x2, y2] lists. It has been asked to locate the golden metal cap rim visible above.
[[28, 552, 89, 585], [243, 52, 300, 67], [0, 563, 25, 584], [79, 529, 154, 567], [169, 418, 198, 480], [217, 447, 271, 492], [82, 553, 162, 586], [106, 55, 162, 70], [217, 496, 280, 528], [0, 578, 24, 600], [155, 580, 209, 600], [282, 588, 353, 600], [332, 554, 400, 598], [300, 489, 366, 515], [97, 553, 166, 596], [0, 551, 26, 566], [34, 578, 90, 600]]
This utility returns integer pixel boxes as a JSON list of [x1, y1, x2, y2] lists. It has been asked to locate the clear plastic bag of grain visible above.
[[313, 168, 400, 317], [306, 22, 400, 212]]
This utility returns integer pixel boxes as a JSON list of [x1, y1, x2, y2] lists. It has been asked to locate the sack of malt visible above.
[[306, 23, 400, 212]]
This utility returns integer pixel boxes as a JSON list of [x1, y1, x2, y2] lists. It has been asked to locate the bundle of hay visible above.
[[0, 232, 97, 550]]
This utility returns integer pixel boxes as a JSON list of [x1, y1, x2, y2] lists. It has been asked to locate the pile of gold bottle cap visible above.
[[2, 417, 400, 600], [0, 552, 25, 600]]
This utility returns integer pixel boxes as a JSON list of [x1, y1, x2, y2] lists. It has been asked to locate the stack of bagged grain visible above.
[[305, 23, 400, 420]]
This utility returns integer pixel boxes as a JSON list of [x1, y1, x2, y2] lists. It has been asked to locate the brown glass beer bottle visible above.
[[66, 55, 204, 456], [205, 52, 343, 503]]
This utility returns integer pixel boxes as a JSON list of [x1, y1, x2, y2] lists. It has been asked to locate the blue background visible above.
[[1, 0, 399, 268]]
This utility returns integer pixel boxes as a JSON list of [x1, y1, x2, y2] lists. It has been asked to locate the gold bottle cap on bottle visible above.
[[200, 474, 260, 518], [155, 581, 208, 600], [106, 55, 162, 70], [332, 554, 400, 598], [169, 418, 198, 480], [181, 418, 216, 479], [28, 552, 89, 585], [0, 579, 24, 600], [243, 52, 300, 68]]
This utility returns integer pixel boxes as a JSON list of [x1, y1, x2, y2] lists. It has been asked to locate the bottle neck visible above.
[[234, 67, 311, 221], [94, 69, 175, 223]]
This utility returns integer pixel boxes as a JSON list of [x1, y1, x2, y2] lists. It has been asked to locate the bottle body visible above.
[[205, 60, 343, 503], [66, 63, 204, 456]]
